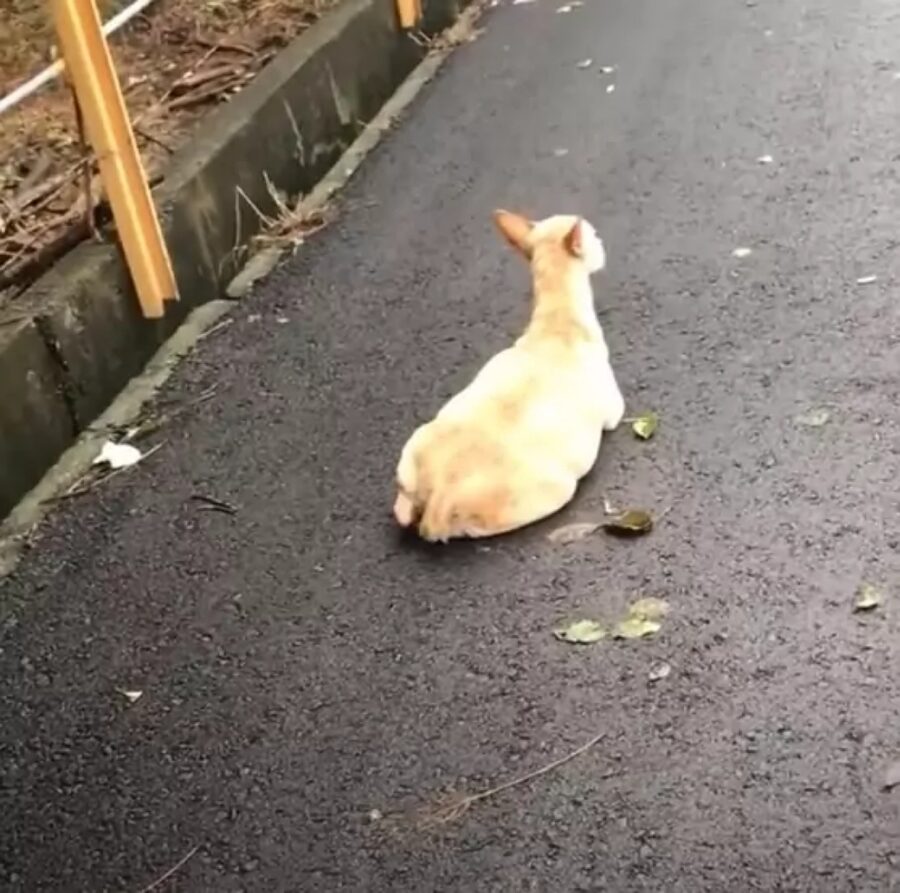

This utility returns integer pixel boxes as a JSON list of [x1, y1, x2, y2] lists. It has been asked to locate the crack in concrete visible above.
[[32, 315, 80, 438]]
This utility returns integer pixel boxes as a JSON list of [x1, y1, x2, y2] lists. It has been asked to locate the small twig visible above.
[[0, 314, 31, 328], [190, 494, 238, 515], [135, 844, 199, 893], [10, 153, 53, 206], [193, 35, 258, 57], [235, 186, 274, 228], [196, 318, 233, 341], [133, 43, 224, 129], [135, 126, 175, 154], [167, 73, 247, 111], [171, 63, 243, 94], [69, 86, 98, 241], [417, 730, 606, 825]]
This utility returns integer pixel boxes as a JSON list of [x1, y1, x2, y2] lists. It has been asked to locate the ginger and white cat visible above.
[[393, 209, 625, 542]]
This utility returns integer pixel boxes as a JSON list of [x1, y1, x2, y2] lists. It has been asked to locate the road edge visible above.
[[0, 1, 486, 580], [0, 0, 472, 523]]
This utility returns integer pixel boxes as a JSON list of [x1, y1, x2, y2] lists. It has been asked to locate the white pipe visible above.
[[0, 0, 161, 118]]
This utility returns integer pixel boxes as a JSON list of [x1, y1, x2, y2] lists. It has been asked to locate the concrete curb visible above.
[[0, 0, 463, 521]]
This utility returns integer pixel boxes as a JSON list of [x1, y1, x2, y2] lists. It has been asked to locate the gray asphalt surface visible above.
[[4, 0, 900, 889]]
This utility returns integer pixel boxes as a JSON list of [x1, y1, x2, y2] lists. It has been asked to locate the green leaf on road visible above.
[[554, 619, 607, 644], [854, 583, 884, 613], [614, 617, 661, 639], [613, 597, 669, 640], [603, 509, 654, 537], [631, 412, 659, 440]]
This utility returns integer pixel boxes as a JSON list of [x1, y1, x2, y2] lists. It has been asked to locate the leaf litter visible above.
[[602, 509, 654, 537], [554, 619, 607, 644], [548, 507, 655, 544], [631, 411, 659, 440], [613, 597, 669, 639], [554, 598, 669, 647]]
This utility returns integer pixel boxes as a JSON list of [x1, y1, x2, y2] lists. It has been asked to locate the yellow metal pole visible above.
[[396, 0, 422, 29], [49, 0, 177, 319]]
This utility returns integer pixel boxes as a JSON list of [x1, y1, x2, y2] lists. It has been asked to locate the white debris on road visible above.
[[93, 441, 143, 470]]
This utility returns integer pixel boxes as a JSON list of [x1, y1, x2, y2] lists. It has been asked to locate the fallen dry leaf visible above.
[[854, 583, 884, 613], [631, 411, 659, 440], [603, 509, 654, 537], [547, 522, 600, 545], [554, 619, 607, 644]]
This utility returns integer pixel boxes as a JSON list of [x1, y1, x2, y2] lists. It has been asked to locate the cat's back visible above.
[[435, 334, 606, 436]]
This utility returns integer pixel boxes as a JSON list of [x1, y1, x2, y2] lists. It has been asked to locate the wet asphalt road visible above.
[[3, 0, 900, 889]]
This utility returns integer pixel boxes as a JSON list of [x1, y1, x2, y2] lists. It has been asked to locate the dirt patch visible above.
[[0, 0, 339, 307]]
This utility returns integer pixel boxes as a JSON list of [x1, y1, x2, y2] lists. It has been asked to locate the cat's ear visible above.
[[563, 218, 584, 258], [493, 210, 534, 258]]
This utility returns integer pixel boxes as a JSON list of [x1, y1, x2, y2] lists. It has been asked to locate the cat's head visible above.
[[492, 210, 607, 273]]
